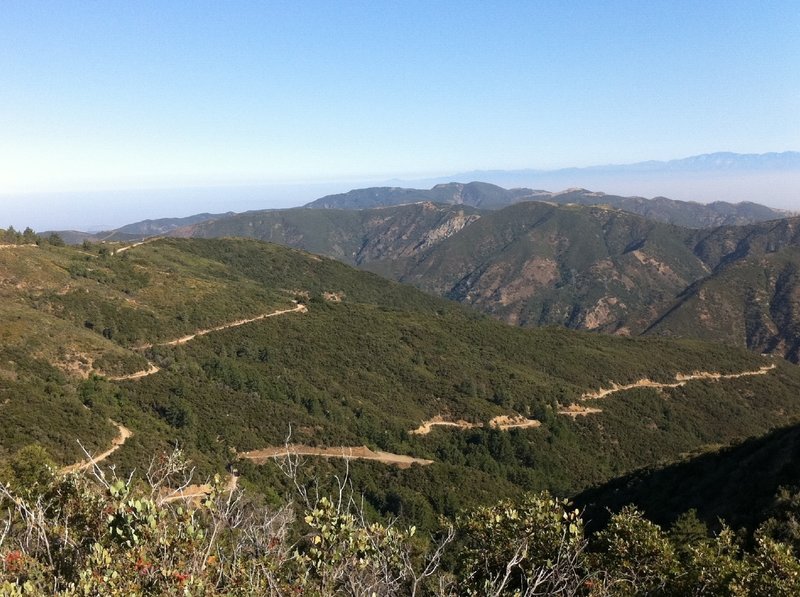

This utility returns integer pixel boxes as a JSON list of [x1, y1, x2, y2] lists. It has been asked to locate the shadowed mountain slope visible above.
[[575, 421, 800, 535]]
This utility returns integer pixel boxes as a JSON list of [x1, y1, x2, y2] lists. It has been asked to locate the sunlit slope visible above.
[[2, 238, 800, 507], [178, 202, 800, 363]]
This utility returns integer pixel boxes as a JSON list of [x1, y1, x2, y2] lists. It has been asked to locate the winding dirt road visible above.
[[61, 421, 132, 473], [103, 303, 307, 381], [581, 364, 777, 400], [135, 303, 307, 350], [239, 445, 434, 469], [410, 417, 478, 435], [0, 243, 37, 250], [558, 405, 603, 418]]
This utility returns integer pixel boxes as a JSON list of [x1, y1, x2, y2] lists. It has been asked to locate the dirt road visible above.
[[112, 237, 158, 255], [239, 445, 433, 468], [410, 417, 478, 435], [135, 303, 307, 350], [558, 405, 603, 418], [159, 471, 239, 505], [581, 364, 777, 400], [61, 421, 132, 473]]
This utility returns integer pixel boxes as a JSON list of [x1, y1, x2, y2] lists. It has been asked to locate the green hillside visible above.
[[182, 202, 800, 363], [387, 202, 707, 332], [181, 201, 482, 267], [2, 237, 800, 529]]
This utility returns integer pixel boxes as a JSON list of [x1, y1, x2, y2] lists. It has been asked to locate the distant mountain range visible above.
[[451, 151, 800, 180], [305, 182, 791, 228], [429, 152, 800, 209]]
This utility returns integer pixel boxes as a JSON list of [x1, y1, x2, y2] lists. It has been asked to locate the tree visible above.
[[592, 506, 680, 596], [0, 445, 55, 499], [454, 491, 588, 595]]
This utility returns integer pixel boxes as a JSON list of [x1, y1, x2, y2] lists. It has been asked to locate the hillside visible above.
[[178, 202, 481, 266], [382, 202, 707, 333], [396, 207, 800, 363], [645, 218, 800, 359], [3, 236, 800, 528], [46, 212, 233, 244], [542, 188, 788, 228]]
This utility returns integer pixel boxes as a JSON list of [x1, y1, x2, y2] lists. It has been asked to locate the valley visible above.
[[3, 235, 800, 530]]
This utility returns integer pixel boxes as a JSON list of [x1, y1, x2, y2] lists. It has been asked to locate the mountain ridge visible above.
[[304, 183, 792, 228]]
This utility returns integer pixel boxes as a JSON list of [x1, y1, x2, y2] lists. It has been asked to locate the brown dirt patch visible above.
[[410, 416, 478, 435], [558, 404, 603, 418], [489, 415, 541, 430], [411, 414, 541, 434]]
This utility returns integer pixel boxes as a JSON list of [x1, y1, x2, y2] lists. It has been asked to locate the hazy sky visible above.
[[1, 1, 798, 229]]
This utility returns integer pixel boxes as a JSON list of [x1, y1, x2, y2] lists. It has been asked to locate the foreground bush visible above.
[[2, 449, 800, 595]]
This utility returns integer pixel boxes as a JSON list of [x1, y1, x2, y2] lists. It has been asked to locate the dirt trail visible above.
[[159, 483, 212, 504], [411, 414, 540, 435], [100, 303, 306, 380], [84, 303, 306, 383], [112, 237, 159, 255], [61, 421, 132, 473], [489, 415, 541, 430], [135, 303, 307, 350], [581, 364, 777, 400], [106, 363, 161, 381], [239, 445, 433, 469]]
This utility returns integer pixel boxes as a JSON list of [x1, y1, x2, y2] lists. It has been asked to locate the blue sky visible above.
[[1, 1, 798, 229]]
